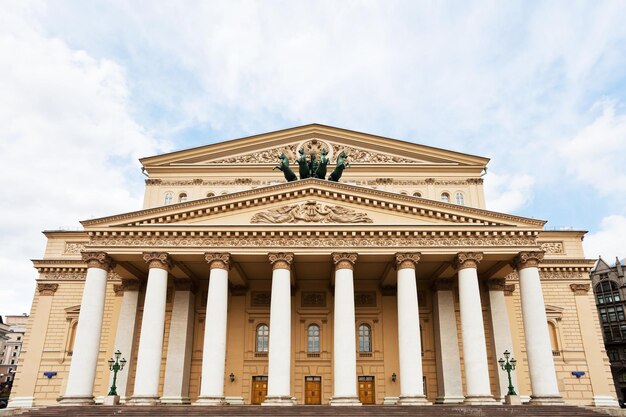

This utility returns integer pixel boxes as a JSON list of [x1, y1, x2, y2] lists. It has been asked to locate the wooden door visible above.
[[358, 376, 375, 404], [251, 376, 268, 404], [304, 376, 321, 405]]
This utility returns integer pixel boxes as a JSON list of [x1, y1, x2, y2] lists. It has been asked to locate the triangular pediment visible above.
[[82, 179, 544, 230], [140, 124, 489, 168]]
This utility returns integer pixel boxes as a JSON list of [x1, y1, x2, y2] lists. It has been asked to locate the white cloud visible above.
[[584, 215, 626, 260], [562, 101, 626, 196], [0, 3, 169, 316], [483, 172, 535, 214]]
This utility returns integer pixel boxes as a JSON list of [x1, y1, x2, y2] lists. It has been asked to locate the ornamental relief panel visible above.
[[91, 235, 537, 248], [64, 242, 88, 254], [540, 241, 565, 254], [251, 201, 373, 224], [39, 270, 122, 281]]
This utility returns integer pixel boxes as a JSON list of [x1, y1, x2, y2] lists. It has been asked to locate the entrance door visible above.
[[305, 376, 322, 404], [358, 376, 375, 404], [251, 376, 268, 404]]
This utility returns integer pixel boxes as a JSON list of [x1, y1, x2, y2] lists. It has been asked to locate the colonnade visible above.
[[59, 250, 561, 406]]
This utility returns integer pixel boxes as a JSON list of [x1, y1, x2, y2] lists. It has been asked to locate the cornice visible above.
[[80, 179, 545, 228]]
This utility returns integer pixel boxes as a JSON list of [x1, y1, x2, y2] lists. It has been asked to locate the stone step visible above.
[[12, 405, 613, 417]]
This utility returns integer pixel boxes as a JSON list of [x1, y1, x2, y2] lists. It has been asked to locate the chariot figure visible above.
[[328, 151, 349, 182], [296, 148, 310, 179], [273, 153, 297, 182]]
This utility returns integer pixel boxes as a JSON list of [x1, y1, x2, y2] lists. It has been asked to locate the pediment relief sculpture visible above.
[[250, 200, 373, 224]]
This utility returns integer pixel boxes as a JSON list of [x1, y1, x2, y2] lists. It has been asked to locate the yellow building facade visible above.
[[8, 125, 618, 408]]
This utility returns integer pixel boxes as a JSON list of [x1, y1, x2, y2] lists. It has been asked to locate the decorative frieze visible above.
[[205, 253, 231, 270], [251, 201, 372, 224], [395, 253, 421, 270], [332, 252, 358, 270], [301, 292, 326, 307], [540, 241, 564, 254], [455, 252, 483, 270], [91, 235, 537, 249], [268, 252, 294, 270], [37, 283, 59, 296], [143, 252, 172, 270], [514, 251, 545, 270], [81, 252, 115, 271], [64, 242, 87, 254], [570, 283, 591, 295], [212, 144, 298, 164]]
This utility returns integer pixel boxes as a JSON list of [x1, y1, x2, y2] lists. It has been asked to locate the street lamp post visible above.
[[107, 350, 127, 396], [498, 350, 517, 396]]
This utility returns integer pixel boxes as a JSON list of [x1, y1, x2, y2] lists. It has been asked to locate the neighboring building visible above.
[[8, 125, 618, 408], [591, 257, 626, 402], [0, 315, 28, 394]]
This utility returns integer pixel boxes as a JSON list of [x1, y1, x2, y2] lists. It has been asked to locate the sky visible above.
[[1, 0, 625, 316]]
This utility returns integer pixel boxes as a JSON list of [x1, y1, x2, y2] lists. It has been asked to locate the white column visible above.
[[161, 279, 196, 404], [515, 252, 562, 404], [395, 253, 430, 405], [60, 252, 114, 405], [432, 279, 464, 404], [263, 253, 295, 406], [487, 278, 519, 402], [456, 252, 495, 404], [196, 253, 230, 405], [129, 252, 171, 405], [330, 253, 361, 406], [109, 279, 140, 403]]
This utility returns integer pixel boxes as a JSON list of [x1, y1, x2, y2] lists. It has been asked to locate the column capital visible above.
[[395, 252, 421, 270], [570, 283, 590, 296], [486, 278, 506, 291], [268, 252, 294, 270], [205, 253, 231, 270], [37, 282, 58, 296], [431, 278, 455, 292], [513, 251, 544, 270], [332, 252, 358, 270], [504, 283, 516, 296], [81, 251, 115, 271], [455, 252, 483, 270], [122, 278, 141, 292], [143, 252, 172, 270]]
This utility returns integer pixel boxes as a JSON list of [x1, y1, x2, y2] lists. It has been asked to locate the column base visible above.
[[103, 395, 120, 406], [57, 395, 95, 405], [383, 396, 399, 404], [128, 395, 160, 405], [528, 394, 564, 405], [160, 396, 191, 404], [330, 396, 362, 406], [8, 396, 35, 408], [463, 395, 497, 405], [225, 396, 245, 405], [262, 395, 295, 406], [592, 395, 620, 407], [194, 396, 225, 406], [504, 394, 522, 405], [397, 395, 431, 405], [435, 395, 465, 404]]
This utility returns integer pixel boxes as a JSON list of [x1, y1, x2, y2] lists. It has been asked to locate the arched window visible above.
[[256, 324, 269, 352], [548, 321, 559, 355], [179, 192, 188, 203], [206, 192, 215, 197], [358, 324, 372, 352], [455, 192, 465, 205], [413, 192, 422, 198], [307, 324, 320, 353], [68, 321, 78, 356], [164, 192, 173, 205], [400, 191, 408, 195], [440, 192, 450, 203]]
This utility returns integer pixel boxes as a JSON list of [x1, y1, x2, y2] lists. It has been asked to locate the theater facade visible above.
[[9, 125, 618, 408]]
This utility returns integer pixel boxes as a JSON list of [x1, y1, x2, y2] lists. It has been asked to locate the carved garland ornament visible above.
[[540, 241, 564, 254], [268, 252, 294, 270], [395, 253, 421, 270], [455, 252, 483, 270], [91, 235, 537, 248], [81, 252, 115, 271], [251, 201, 373, 224], [205, 253, 231, 270], [332, 252, 358, 270], [143, 252, 172, 270]]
